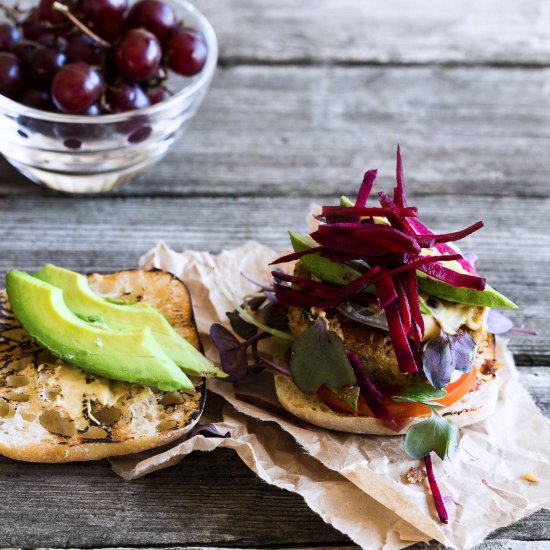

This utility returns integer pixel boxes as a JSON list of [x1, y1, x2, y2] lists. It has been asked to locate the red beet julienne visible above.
[[271, 146, 486, 375]]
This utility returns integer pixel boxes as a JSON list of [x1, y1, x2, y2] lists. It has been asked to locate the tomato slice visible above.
[[317, 368, 477, 418]]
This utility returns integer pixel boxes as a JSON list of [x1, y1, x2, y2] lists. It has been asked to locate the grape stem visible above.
[[0, 3, 25, 23], [52, 2, 111, 48]]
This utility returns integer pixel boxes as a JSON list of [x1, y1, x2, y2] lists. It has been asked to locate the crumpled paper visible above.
[[110, 241, 550, 550]]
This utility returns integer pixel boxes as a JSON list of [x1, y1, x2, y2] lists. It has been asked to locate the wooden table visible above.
[[0, 1, 548, 548]]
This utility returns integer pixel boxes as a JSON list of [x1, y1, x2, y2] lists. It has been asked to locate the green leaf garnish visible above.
[[404, 409, 459, 461], [290, 317, 357, 394], [327, 384, 360, 412], [392, 384, 447, 408]]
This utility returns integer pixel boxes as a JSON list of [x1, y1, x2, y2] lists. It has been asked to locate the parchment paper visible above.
[[110, 241, 549, 550]]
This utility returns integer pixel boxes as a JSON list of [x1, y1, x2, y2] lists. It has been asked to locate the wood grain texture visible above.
[[2, 66, 550, 199], [0, 194, 545, 364], [193, 0, 550, 66], [0, 365, 546, 549]]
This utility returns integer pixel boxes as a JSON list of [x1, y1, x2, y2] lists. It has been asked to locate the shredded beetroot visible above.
[[384, 302, 419, 373], [424, 454, 449, 524], [347, 351, 401, 431], [407, 217, 478, 274], [395, 277, 412, 336], [406, 270, 424, 349], [375, 270, 398, 308], [355, 169, 377, 207], [272, 146, 486, 375], [320, 205, 418, 219], [271, 271, 339, 292], [413, 220, 484, 246], [394, 144, 407, 208], [269, 246, 324, 265], [418, 262, 486, 290]]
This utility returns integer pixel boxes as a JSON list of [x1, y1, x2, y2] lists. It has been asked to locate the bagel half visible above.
[[274, 334, 499, 435], [0, 269, 205, 462]]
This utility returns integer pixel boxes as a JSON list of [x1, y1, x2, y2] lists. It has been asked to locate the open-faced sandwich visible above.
[[210, 147, 516, 522], [0, 265, 226, 462]]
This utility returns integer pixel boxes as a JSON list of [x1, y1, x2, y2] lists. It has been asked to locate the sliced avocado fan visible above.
[[33, 264, 225, 378], [289, 231, 517, 309], [6, 271, 194, 392]]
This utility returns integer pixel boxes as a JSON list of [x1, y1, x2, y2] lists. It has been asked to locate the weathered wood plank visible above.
[[2, 66, 550, 199], [194, 0, 550, 67], [0, 194, 546, 365], [0, 367, 546, 549]]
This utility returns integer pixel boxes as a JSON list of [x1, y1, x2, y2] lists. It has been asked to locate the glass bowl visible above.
[[0, 0, 217, 193]]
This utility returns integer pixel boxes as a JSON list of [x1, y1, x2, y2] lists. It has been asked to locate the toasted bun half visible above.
[[275, 334, 499, 435], [0, 269, 205, 463]]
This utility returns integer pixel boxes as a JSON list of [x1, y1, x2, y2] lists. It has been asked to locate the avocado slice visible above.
[[33, 264, 225, 378], [6, 271, 194, 392], [289, 231, 517, 309]]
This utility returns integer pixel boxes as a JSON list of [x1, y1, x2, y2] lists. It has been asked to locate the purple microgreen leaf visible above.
[[510, 326, 537, 335], [423, 332, 477, 387], [240, 271, 274, 291], [289, 317, 357, 394], [251, 344, 291, 377], [186, 422, 229, 440], [404, 410, 459, 462], [448, 332, 476, 373], [234, 392, 310, 430], [424, 454, 449, 524], [215, 273, 293, 341], [226, 311, 258, 340], [486, 309, 514, 334], [262, 300, 289, 331], [422, 333, 454, 389], [209, 323, 249, 381]]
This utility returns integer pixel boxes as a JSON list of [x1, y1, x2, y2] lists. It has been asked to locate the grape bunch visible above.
[[0, 0, 208, 114]]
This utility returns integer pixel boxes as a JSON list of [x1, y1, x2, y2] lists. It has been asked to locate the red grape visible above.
[[37, 0, 68, 25], [92, 19, 125, 42], [115, 29, 161, 81], [0, 23, 21, 52], [37, 33, 69, 52], [21, 88, 54, 110], [28, 47, 67, 88], [0, 52, 22, 98], [82, 0, 128, 26], [51, 62, 103, 113], [127, 0, 176, 40], [146, 85, 164, 104], [67, 34, 103, 65], [22, 10, 51, 40], [164, 28, 207, 76], [11, 40, 42, 66], [106, 82, 151, 112]]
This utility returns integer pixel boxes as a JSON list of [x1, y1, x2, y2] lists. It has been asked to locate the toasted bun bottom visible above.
[[274, 338, 499, 435], [0, 269, 205, 463]]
